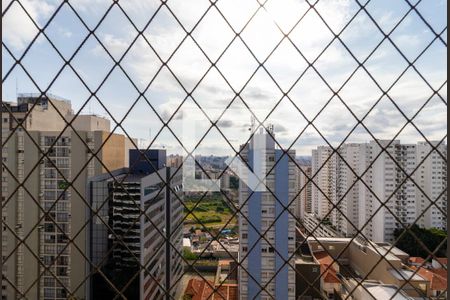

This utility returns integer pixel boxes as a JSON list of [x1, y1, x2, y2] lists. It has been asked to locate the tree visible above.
[[230, 176, 239, 190], [394, 225, 447, 258], [184, 248, 199, 260]]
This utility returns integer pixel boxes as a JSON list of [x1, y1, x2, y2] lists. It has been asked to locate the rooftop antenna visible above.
[[139, 138, 146, 149], [249, 116, 256, 132], [268, 123, 274, 135], [15, 77, 18, 100]]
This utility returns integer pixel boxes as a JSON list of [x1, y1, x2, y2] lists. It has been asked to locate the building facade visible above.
[[311, 146, 336, 220], [86, 149, 167, 299], [2, 94, 133, 300], [331, 144, 366, 237], [296, 164, 312, 221], [415, 141, 447, 230], [311, 140, 447, 243], [140, 167, 183, 300], [238, 129, 296, 300]]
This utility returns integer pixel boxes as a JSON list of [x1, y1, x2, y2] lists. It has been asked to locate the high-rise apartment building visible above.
[[311, 146, 336, 220], [331, 144, 366, 237], [140, 167, 183, 300], [238, 129, 297, 300], [415, 141, 447, 230], [2, 94, 132, 300], [362, 140, 418, 243], [296, 165, 312, 220], [311, 140, 447, 243]]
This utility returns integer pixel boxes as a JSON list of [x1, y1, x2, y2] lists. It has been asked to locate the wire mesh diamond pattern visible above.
[[1, 0, 447, 300]]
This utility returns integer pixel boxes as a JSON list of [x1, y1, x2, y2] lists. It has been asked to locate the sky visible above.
[[2, 0, 447, 156]]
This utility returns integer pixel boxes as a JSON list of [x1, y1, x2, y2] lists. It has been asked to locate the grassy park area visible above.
[[184, 193, 237, 230]]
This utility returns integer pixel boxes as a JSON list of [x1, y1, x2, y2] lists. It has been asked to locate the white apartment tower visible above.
[[332, 144, 366, 237], [311, 140, 447, 243], [311, 146, 336, 220], [415, 141, 447, 230], [361, 140, 418, 243]]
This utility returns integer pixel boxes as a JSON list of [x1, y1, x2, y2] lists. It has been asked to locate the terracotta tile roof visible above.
[[185, 278, 238, 300], [435, 258, 448, 266], [185, 278, 201, 296], [413, 267, 447, 291], [409, 257, 425, 264], [211, 284, 238, 300], [314, 251, 335, 266], [432, 268, 447, 278], [218, 259, 234, 267], [320, 265, 341, 284], [314, 252, 341, 284], [185, 279, 213, 300]]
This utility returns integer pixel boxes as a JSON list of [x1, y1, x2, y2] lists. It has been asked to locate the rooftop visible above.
[[388, 268, 425, 282], [376, 244, 409, 258], [183, 238, 192, 248], [295, 254, 317, 265], [185, 278, 237, 300], [306, 237, 352, 243], [363, 283, 412, 300], [413, 267, 447, 291], [314, 251, 335, 266], [409, 257, 425, 265], [17, 92, 71, 104]]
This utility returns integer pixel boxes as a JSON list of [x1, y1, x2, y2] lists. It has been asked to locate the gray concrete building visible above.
[[140, 167, 184, 300], [86, 150, 184, 300], [86, 149, 167, 299]]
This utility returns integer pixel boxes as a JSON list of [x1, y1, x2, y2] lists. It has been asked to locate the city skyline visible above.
[[1, 94, 447, 300], [2, 92, 447, 158]]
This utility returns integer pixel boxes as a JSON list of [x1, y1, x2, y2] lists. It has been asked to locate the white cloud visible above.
[[92, 34, 129, 58], [3, 0, 55, 50], [58, 27, 73, 38]]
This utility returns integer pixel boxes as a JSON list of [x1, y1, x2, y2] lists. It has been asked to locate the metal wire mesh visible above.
[[1, 0, 447, 300]]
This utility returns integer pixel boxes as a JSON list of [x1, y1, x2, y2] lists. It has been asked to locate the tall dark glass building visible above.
[[86, 149, 176, 299]]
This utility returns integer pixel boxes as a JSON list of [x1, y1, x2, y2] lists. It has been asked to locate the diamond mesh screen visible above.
[[1, 0, 447, 300]]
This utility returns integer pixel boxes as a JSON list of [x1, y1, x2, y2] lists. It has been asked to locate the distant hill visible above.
[[296, 156, 312, 166]]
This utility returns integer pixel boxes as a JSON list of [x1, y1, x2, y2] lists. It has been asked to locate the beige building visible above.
[[298, 236, 431, 299], [166, 154, 183, 168], [2, 94, 133, 300]]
